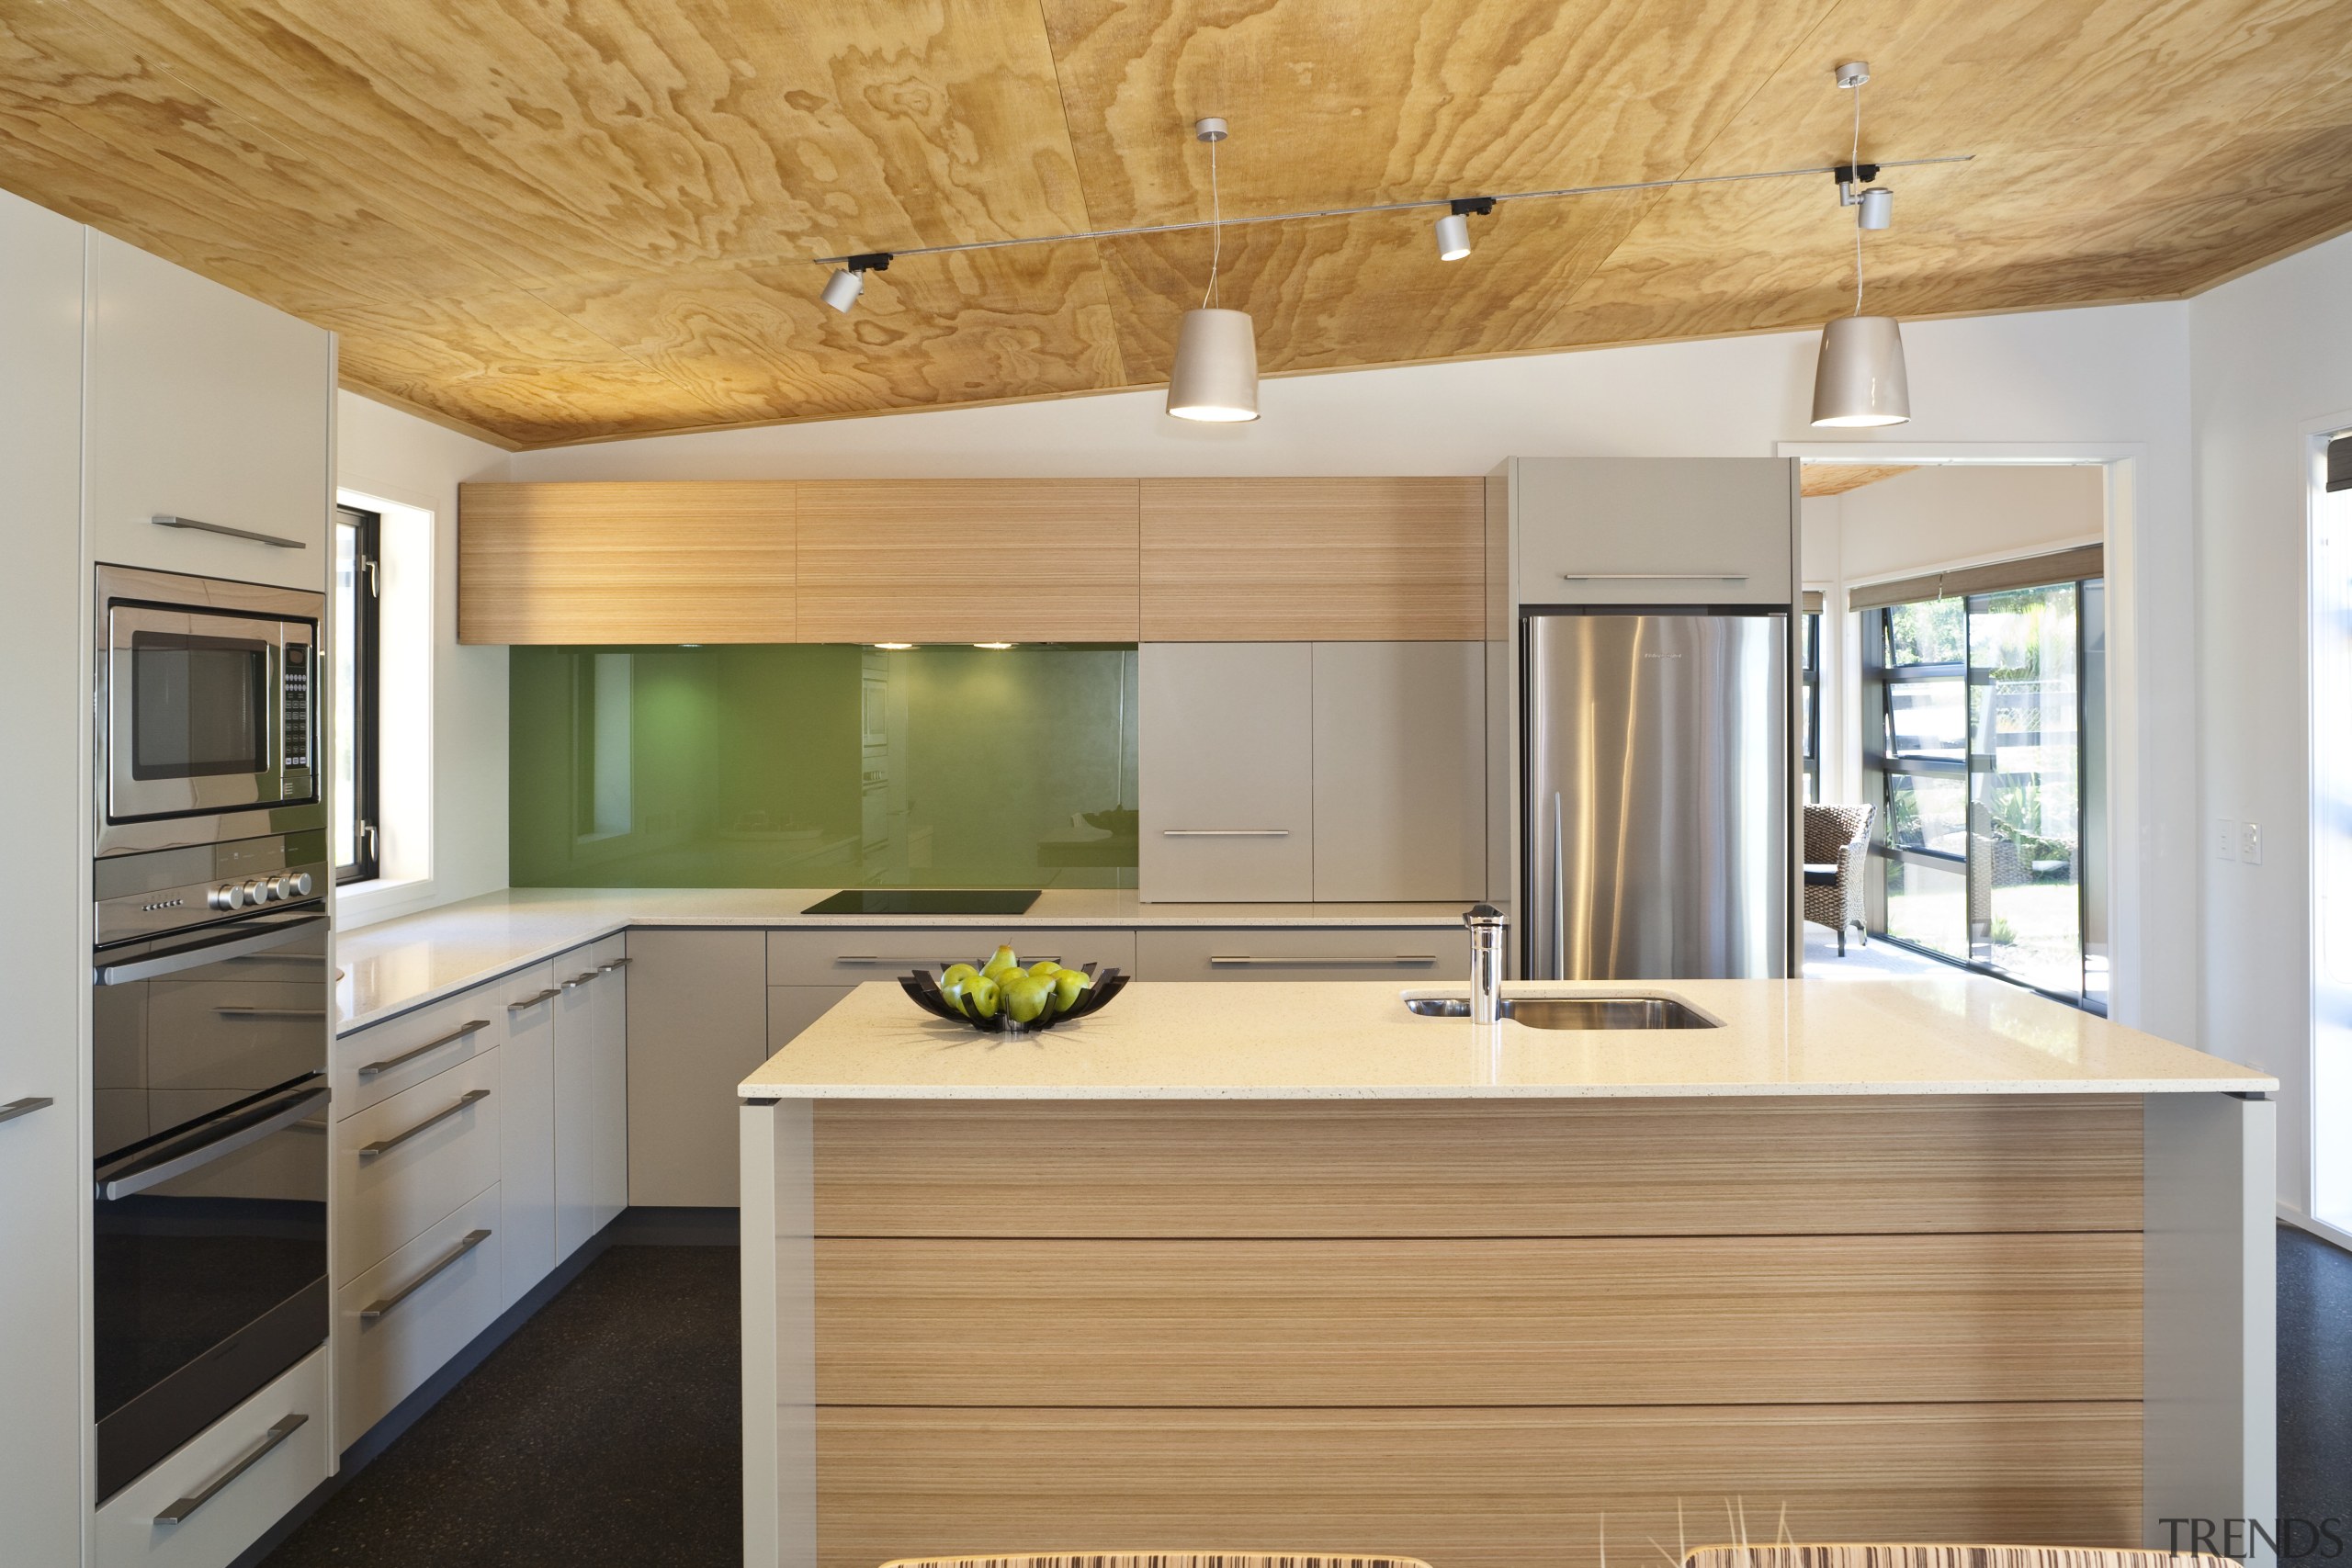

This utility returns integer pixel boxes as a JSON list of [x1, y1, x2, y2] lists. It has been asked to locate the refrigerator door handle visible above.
[[1551, 790, 1566, 978]]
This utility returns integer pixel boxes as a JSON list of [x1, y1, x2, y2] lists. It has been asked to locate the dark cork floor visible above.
[[260, 1245, 739, 1567], [261, 1227, 2352, 1566]]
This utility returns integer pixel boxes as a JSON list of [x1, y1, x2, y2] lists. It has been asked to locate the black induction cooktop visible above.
[[801, 889, 1041, 916]]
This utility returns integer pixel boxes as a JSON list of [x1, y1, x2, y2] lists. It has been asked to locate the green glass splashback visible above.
[[510, 645, 1138, 888]]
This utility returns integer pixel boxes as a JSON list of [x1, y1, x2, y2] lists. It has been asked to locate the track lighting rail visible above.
[[805, 153, 1971, 268]]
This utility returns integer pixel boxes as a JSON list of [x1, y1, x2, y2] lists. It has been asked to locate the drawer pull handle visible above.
[[560, 971, 599, 990], [153, 1413, 309, 1525], [359, 1089, 489, 1156], [358, 1019, 489, 1077], [1558, 571, 1750, 581], [508, 987, 563, 1013], [0, 1096, 53, 1126], [213, 1006, 328, 1019], [150, 513, 309, 550], [1161, 829, 1290, 837], [360, 1229, 492, 1322], [595, 957, 632, 973], [1208, 954, 1439, 966]]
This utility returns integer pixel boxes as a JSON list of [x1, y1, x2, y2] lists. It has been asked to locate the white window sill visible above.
[[334, 874, 439, 931]]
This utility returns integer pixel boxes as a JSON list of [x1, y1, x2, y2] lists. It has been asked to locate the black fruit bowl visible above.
[[899, 963, 1129, 1035]]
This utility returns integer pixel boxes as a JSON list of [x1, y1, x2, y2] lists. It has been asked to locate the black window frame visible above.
[[1800, 609, 1821, 803], [334, 504, 382, 885]]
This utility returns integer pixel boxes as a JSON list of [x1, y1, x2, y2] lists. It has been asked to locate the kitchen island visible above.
[[738, 977, 2278, 1568]]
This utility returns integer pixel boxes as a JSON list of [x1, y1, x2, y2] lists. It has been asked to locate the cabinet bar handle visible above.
[[0, 1096, 54, 1125], [150, 513, 309, 550], [360, 1229, 492, 1322], [595, 957, 632, 973], [1558, 572, 1748, 581], [560, 971, 598, 990], [359, 1089, 489, 1156], [1209, 954, 1439, 965], [213, 1006, 328, 1019], [153, 1414, 309, 1525], [1161, 829, 1290, 837], [358, 1019, 488, 1077], [508, 987, 562, 1013]]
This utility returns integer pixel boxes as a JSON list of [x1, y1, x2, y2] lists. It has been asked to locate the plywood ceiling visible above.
[[3, 1, 2347, 448], [1801, 463, 1919, 498]]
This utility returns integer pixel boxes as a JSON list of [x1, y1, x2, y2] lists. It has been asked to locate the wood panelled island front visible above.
[[738, 980, 2277, 1568]]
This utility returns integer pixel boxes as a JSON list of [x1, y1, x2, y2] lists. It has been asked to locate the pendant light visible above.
[[1810, 62, 1909, 428], [1166, 118, 1259, 423]]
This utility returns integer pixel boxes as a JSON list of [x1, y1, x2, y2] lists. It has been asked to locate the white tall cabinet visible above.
[[1, 190, 337, 1568], [0, 185, 96, 1568]]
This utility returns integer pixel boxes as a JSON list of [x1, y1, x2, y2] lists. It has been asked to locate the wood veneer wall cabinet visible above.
[[458, 481, 795, 644], [1140, 477, 1483, 640], [795, 479, 1140, 643]]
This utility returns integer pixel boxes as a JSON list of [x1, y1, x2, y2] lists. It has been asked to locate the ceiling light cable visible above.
[[806, 153, 1967, 270], [1203, 131, 1222, 310]]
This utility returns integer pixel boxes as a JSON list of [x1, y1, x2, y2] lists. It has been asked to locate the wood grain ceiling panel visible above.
[[3, 0, 2351, 445], [1036, 0, 1838, 226], [531, 243, 1131, 428]]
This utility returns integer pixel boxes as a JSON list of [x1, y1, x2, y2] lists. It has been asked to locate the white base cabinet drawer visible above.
[[334, 986, 503, 1120], [1136, 926, 1471, 981], [334, 1051, 501, 1283], [336, 1186, 504, 1447], [765, 927, 1135, 985], [94, 1347, 330, 1568]]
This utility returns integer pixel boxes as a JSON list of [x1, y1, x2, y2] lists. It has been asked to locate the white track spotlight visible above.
[[821, 252, 892, 312], [1435, 197, 1494, 261]]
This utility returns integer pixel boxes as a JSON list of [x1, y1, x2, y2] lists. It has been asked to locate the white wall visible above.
[[513, 303, 2201, 1052], [334, 391, 511, 927], [2189, 229, 2352, 1230]]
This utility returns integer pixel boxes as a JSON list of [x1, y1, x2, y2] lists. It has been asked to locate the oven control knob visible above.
[[209, 883, 245, 911], [288, 873, 314, 898], [267, 874, 292, 901], [243, 878, 272, 905]]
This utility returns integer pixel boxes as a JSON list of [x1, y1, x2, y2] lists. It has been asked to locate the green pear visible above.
[[1050, 967, 1090, 1012], [941, 963, 978, 987], [960, 973, 1001, 1019], [1003, 974, 1053, 1023], [1028, 959, 1063, 977], [981, 944, 1021, 980]]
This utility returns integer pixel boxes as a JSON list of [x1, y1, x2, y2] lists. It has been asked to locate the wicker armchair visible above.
[[1803, 803, 1874, 955]]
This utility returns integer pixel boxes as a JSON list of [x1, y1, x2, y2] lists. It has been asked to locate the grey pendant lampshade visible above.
[[1166, 307, 1259, 422], [1810, 314, 1910, 427]]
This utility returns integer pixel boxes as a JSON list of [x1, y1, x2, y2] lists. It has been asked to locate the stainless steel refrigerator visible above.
[[1521, 609, 1789, 979]]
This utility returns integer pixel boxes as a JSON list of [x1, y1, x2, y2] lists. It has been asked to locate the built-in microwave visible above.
[[96, 564, 325, 857]]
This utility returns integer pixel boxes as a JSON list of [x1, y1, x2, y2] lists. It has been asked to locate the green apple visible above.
[[1050, 967, 1091, 1012], [1003, 974, 1053, 1023], [960, 973, 1001, 1019]]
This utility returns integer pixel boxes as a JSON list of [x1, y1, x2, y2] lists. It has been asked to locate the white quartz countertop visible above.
[[736, 977, 2278, 1100], [333, 886, 1469, 1033]]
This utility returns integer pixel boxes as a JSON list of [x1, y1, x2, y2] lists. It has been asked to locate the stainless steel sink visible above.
[[1404, 996, 1719, 1029]]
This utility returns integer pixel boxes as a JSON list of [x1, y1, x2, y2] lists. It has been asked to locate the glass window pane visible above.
[[1886, 773, 1966, 856], [1971, 584, 2082, 998], [1885, 854, 1966, 958], [1886, 597, 1964, 666], [1887, 678, 1964, 760], [333, 519, 357, 874]]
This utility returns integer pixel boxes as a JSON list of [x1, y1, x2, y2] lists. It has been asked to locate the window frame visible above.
[[1800, 609, 1821, 804], [334, 503, 383, 885]]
